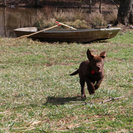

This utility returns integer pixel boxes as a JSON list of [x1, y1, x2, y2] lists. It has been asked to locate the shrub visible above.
[[88, 12, 107, 28], [34, 10, 108, 29], [105, 10, 117, 25]]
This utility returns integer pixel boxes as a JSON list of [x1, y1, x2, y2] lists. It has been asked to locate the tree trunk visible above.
[[3, 0, 6, 6], [89, 0, 92, 13], [117, 0, 133, 25], [99, 0, 102, 13], [34, 0, 40, 7]]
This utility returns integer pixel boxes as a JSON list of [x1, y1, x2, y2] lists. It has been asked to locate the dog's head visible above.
[[87, 49, 106, 73]]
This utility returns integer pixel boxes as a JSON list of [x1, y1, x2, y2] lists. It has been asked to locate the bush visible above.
[[88, 12, 107, 28], [105, 11, 117, 25], [34, 10, 108, 29]]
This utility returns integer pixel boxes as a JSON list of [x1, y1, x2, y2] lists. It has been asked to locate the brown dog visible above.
[[70, 49, 106, 98]]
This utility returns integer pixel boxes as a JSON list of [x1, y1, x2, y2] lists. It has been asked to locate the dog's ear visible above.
[[100, 51, 106, 59], [87, 49, 94, 61]]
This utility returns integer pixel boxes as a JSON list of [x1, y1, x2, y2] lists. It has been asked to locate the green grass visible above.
[[0, 31, 133, 133]]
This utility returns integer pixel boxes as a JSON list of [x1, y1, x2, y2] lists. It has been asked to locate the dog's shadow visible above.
[[44, 95, 83, 105]]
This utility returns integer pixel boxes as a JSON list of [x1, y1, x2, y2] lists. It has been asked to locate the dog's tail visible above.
[[70, 69, 79, 76]]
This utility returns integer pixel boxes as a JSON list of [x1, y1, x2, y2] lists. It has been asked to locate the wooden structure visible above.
[[14, 27, 121, 43]]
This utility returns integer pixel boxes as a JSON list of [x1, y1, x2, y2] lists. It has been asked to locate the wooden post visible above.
[[3, 7, 7, 36]]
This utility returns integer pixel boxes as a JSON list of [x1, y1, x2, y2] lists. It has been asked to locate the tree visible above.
[[3, 0, 6, 6], [99, 0, 102, 13], [34, 0, 40, 7], [117, 0, 133, 25]]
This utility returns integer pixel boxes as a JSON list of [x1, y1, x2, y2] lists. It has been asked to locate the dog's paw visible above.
[[89, 90, 95, 95], [81, 94, 86, 100], [94, 85, 99, 90]]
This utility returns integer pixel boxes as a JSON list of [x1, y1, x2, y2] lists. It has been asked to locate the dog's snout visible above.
[[96, 63, 102, 72], [97, 66, 100, 70], [96, 66, 100, 72], [97, 63, 101, 67]]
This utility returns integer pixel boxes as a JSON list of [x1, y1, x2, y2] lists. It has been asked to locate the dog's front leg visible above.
[[95, 78, 103, 90], [86, 79, 95, 94], [80, 79, 86, 98]]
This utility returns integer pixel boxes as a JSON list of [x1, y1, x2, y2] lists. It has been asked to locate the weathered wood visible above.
[[56, 21, 77, 30], [17, 25, 59, 39], [14, 27, 121, 43], [16, 22, 77, 39]]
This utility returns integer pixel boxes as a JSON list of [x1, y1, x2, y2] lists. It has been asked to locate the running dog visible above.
[[70, 49, 106, 98]]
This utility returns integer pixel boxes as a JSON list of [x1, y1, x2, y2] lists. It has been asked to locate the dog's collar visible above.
[[91, 70, 95, 75]]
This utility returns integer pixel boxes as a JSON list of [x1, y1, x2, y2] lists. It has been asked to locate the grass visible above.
[[0, 31, 133, 133]]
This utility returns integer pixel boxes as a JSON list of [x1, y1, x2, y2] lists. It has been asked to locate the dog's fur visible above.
[[70, 49, 106, 98]]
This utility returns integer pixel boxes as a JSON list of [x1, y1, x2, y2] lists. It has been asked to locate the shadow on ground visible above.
[[44, 95, 84, 105]]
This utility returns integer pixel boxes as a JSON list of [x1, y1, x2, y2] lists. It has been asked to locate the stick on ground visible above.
[[99, 96, 125, 104]]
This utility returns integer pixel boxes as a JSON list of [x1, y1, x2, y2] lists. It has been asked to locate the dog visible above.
[[70, 49, 106, 98]]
